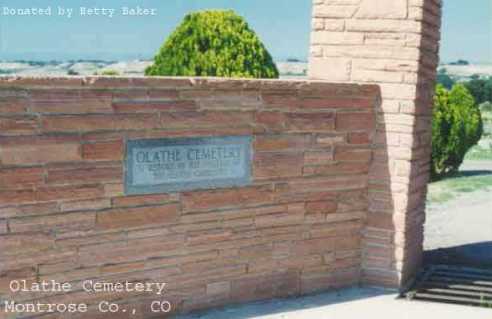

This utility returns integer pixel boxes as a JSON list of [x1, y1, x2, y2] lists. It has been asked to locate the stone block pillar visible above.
[[308, 0, 442, 288]]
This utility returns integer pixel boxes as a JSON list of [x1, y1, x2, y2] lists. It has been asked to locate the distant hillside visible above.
[[439, 63, 492, 81], [0, 60, 308, 78]]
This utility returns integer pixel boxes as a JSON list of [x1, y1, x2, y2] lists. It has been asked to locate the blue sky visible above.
[[0, 0, 490, 63], [440, 0, 492, 63]]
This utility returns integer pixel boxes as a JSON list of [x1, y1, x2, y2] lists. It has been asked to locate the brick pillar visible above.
[[308, 0, 441, 288]]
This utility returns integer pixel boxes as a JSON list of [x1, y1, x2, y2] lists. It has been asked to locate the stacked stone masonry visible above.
[[0, 77, 380, 318], [309, 0, 441, 287]]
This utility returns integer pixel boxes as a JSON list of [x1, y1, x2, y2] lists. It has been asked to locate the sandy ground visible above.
[[424, 160, 492, 266], [176, 288, 492, 319]]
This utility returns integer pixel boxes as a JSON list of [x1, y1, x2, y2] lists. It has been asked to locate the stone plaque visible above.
[[125, 136, 252, 195]]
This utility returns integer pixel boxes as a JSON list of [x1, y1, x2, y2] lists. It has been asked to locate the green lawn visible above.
[[465, 138, 492, 161], [464, 111, 492, 161], [427, 172, 492, 205]]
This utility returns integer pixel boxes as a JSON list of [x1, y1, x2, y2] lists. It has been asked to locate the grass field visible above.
[[427, 172, 492, 204], [465, 110, 492, 161]]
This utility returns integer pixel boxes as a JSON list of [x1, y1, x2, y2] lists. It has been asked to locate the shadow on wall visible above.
[[364, 50, 436, 288]]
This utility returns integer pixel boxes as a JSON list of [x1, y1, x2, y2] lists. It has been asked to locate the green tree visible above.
[[436, 68, 455, 89], [145, 10, 279, 78], [465, 76, 486, 104], [464, 76, 492, 105], [432, 84, 483, 179]]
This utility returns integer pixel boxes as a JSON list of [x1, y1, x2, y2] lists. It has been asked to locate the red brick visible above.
[[293, 238, 335, 255], [180, 89, 213, 99], [9, 212, 95, 233], [96, 204, 179, 230], [0, 202, 58, 218], [0, 189, 36, 205], [0, 96, 28, 114], [326, 211, 365, 224], [30, 89, 113, 114], [262, 92, 299, 108], [300, 97, 374, 109], [199, 90, 261, 109], [315, 134, 346, 146], [367, 212, 394, 230], [1, 248, 75, 274], [127, 77, 194, 88], [364, 256, 393, 269], [304, 162, 370, 176], [46, 166, 122, 185], [104, 183, 125, 197], [123, 127, 259, 140], [0, 134, 81, 146], [160, 111, 255, 128], [0, 268, 37, 295], [304, 150, 333, 165], [0, 116, 39, 135], [334, 147, 372, 162], [99, 261, 146, 275], [182, 185, 274, 212], [0, 167, 45, 189], [336, 112, 375, 131], [60, 199, 111, 212], [0, 233, 54, 253], [0, 77, 83, 88], [0, 143, 81, 165], [301, 271, 332, 294], [56, 231, 126, 249], [148, 89, 180, 99], [206, 281, 231, 296], [112, 100, 196, 113], [257, 112, 335, 133], [82, 140, 123, 161], [285, 175, 368, 193], [332, 268, 360, 288], [306, 201, 337, 214], [298, 82, 379, 98], [231, 271, 299, 301], [41, 114, 160, 132], [0, 80, 394, 310], [349, 132, 372, 144], [112, 89, 148, 100], [310, 221, 362, 238], [239, 243, 273, 259], [112, 193, 178, 208], [254, 152, 304, 179], [335, 236, 361, 250], [81, 131, 124, 142], [36, 184, 103, 202], [255, 204, 305, 228], [286, 112, 335, 132], [256, 111, 287, 131], [0, 220, 7, 234], [274, 182, 338, 203], [188, 229, 233, 245], [254, 134, 311, 151]]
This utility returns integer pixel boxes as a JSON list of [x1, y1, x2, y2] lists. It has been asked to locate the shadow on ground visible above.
[[425, 241, 492, 269], [453, 170, 492, 178], [175, 288, 394, 319]]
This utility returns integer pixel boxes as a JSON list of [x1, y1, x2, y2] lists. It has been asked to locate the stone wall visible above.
[[0, 77, 379, 318], [309, 0, 441, 287]]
